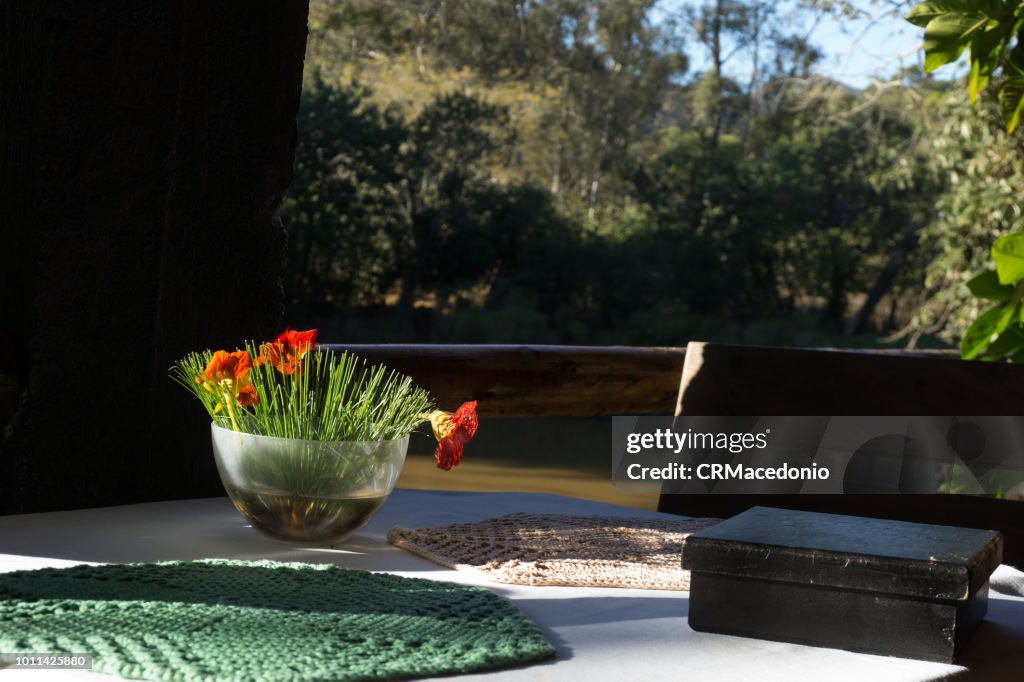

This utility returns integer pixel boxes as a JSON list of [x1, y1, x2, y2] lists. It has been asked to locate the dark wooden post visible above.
[[0, 2, 310, 512]]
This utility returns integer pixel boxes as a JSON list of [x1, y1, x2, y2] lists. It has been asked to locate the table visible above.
[[1, 489, 1023, 681]]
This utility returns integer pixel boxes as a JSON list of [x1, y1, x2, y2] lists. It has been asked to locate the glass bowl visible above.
[[211, 423, 409, 546]]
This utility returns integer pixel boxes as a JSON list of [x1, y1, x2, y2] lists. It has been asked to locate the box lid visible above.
[[682, 507, 1003, 601]]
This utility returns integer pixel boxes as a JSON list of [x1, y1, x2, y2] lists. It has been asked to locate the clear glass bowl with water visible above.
[[211, 423, 409, 546]]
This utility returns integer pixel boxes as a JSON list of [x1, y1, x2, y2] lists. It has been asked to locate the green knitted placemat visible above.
[[0, 559, 555, 681]]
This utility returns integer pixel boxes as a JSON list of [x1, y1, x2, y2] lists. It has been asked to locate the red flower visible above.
[[427, 401, 478, 470], [257, 328, 318, 375], [198, 350, 259, 408]]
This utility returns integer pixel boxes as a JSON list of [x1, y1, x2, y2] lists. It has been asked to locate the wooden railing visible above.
[[324, 344, 688, 417], [322, 343, 965, 418]]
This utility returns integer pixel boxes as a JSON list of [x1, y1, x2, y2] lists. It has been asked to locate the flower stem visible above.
[[224, 392, 240, 432]]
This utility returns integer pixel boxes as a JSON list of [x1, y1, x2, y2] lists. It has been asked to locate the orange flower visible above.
[[426, 401, 478, 470], [257, 328, 318, 375], [197, 350, 259, 409]]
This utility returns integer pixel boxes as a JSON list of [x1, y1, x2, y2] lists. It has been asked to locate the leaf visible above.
[[967, 269, 1015, 300], [992, 233, 1024, 284], [995, 303, 1014, 335], [961, 303, 1011, 359], [999, 77, 1024, 133], [969, 56, 985, 103], [923, 13, 989, 72], [968, 28, 1009, 103], [981, 324, 1024, 361], [982, 324, 1024, 361], [906, 1, 979, 27]]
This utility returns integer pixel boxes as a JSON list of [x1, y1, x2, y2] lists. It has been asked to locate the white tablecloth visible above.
[[1, 489, 1022, 681]]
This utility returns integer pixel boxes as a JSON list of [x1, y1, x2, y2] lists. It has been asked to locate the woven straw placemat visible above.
[[387, 512, 720, 590], [0, 559, 554, 681]]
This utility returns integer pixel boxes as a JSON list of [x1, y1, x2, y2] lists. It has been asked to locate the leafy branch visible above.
[[907, 0, 1024, 131], [960, 234, 1024, 360]]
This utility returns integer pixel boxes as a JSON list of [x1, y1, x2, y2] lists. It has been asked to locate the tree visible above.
[[282, 81, 409, 313], [282, 0, 960, 348], [903, 1, 1024, 356], [396, 92, 515, 314], [686, 0, 755, 150], [902, 91, 1024, 347]]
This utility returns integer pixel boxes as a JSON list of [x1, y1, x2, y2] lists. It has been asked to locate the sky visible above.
[[671, 1, 968, 89], [814, 6, 921, 86], [810, 3, 962, 87]]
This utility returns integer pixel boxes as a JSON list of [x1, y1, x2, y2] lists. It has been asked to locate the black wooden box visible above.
[[682, 506, 1003, 662]]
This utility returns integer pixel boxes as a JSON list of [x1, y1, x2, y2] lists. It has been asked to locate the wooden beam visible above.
[[323, 344, 687, 417]]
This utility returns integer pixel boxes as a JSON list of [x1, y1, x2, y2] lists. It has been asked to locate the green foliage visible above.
[[170, 347, 433, 441], [905, 2, 1024, 355], [277, 0, 1022, 350], [282, 77, 521, 313], [966, 269, 1015, 299], [911, 90, 1024, 347], [959, 234, 1024, 360], [992, 230, 1024, 280], [304, 0, 686, 216], [282, 81, 408, 309], [633, 94, 935, 325], [906, 0, 1024, 131]]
